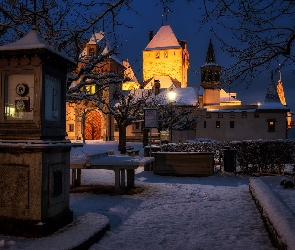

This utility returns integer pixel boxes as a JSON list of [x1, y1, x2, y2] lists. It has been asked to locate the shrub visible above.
[[160, 140, 295, 175]]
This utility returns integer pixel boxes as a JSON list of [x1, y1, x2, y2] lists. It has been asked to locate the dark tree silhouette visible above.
[[197, 0, 295, 87]]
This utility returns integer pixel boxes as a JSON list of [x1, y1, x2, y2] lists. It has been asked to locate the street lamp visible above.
[[167, 88, 176, 142]]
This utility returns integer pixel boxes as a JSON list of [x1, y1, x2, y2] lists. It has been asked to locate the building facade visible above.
[[196, 40, 291, 141], [66, 32, 125, 141]]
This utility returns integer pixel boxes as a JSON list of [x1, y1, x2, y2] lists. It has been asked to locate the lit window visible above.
[[267, 119, 276, 132], [164, 51, 168, 58], [85, 85, 96, 94], [216, 121, 220, 128], [155, 52, 160, 58], [230, 121, 234, 128]]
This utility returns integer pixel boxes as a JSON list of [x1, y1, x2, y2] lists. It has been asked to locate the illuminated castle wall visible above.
[[142, 25, 189, 88]]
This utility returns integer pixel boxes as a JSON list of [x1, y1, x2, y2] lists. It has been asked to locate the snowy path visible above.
[[70, 169, 275, 250]]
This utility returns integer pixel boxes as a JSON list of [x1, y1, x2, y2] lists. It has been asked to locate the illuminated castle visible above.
[[142, 25, 189, 89]]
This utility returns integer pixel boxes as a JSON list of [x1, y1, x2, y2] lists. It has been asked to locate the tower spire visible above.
[[162, 7, 171, 26], [205, 38, 216, 64], [32, 0, 37, 30], [264, 71, 281, 103]]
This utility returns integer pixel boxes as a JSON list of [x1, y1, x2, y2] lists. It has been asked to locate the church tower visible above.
[[200, 39, 221, 106], [142, 25, 189, 88]]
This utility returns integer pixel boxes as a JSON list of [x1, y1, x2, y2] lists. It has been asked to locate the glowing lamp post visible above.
[[167, 88, 176, 142]]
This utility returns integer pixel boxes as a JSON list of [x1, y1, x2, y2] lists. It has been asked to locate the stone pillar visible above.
[[0, 140, 73, 237]]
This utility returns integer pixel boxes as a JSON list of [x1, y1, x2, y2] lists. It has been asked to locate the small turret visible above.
[[200, 39, 221, 106]]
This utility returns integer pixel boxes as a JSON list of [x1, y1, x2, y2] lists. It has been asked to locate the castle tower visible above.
[[142, 25, 189, 88], [200, 39, 221, 106]]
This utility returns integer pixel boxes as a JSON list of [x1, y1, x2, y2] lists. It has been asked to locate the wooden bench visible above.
[[153, 152, 214, 176], [70, 155, 154, 194], [127, 149, 140, 156]]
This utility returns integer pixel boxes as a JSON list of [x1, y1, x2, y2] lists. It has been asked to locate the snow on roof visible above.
[[257, 102, 289, 110], [156, 87, 199, 106], [125, 87, 199, 106], [81, 32, 122, 65], [144, 76, 181, 89], [208, 109, 257, 112], [122, 60, 139, 83], [201, 62, 219, 67], [0, 30, 75, 63], [144, 25, 181, 50]]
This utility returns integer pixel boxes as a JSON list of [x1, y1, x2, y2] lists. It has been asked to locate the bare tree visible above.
[[198, 0, 295, 87], [96, 89, 153, 154], [157, 105, 197, 132], [0, 0, 135, 59]]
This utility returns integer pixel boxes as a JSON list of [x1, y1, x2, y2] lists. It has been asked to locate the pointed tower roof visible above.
[[205, 39, 217, 65], [81, 31, 111, 56], [144, 25, 181, 50], [258, 72, 289, 110], [264, 72, 281, 103], [80, 31, 122, 65]]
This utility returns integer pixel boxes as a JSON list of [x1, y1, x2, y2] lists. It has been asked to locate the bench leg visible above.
[[127, 169, 135, 188], [72, 169, 76, 187], [120, 169, 126, 189], [114, 169, 125, 194], [72, 169, 82, 187]]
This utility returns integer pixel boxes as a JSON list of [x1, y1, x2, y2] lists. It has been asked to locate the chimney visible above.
[[149, 30, 154, 42], [154, 80, 160, 95], [179, 40, 187, 49]]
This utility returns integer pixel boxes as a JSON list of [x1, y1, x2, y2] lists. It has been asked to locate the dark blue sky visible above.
[[101, 1, 294, 112]]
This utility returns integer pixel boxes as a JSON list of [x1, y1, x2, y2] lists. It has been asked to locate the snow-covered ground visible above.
[[1, 141, 294, 249]]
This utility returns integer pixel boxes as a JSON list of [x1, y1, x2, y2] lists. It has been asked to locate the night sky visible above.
[[107, 1, 294, 113]]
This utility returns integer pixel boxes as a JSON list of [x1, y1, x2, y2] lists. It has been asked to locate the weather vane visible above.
[[162, 6, 171, 26]]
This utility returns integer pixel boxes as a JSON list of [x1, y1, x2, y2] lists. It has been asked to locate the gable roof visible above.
[[143, 76, 181, 89], [0, 29, 75, 64], [122, 60, 139, 83], [81, 32, 122, 65], [144, 25, 181, 50]]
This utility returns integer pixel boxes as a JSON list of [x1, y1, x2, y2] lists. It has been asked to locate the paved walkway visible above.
[[0, 171, 277, 250], [72, 171, 276, 250]]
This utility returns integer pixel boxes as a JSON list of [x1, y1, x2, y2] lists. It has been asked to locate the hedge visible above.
[[160, 140, 295, 174]]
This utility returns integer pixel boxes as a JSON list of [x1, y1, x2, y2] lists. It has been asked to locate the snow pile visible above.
[[249, 178, 295, 249], [0, 213, 109, 250]]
